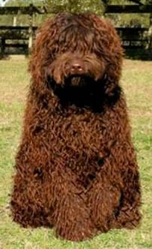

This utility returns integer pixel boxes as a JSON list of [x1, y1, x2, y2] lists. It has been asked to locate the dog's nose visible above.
[[71, 63, 83, 74]]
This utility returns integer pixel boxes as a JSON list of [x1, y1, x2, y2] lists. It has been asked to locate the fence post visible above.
[[13, 16, 17, 26], [147, 14, 152, 49], [28, 4, 34, 54], [1, 38, 5, 57]]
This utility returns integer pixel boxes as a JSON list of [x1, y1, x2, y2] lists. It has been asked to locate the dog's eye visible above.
[[33, 168, 43, 179], [98, 157, 105, 167], [87, 173, 96, 180]]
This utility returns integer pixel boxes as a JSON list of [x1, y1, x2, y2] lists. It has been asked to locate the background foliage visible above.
[[0, 0, 152, 26]]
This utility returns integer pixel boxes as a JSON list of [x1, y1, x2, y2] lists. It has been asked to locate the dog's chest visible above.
[[49, 110, 109, 163], [47, 111, 108, 185]]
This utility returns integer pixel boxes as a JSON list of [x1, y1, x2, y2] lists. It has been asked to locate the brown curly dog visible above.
[[11, 13, 141, 241]]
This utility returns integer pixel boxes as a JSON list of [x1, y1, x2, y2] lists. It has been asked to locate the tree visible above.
[[45, 0, 104, 15]]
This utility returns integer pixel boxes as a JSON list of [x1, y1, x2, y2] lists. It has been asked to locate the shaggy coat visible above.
[[11, 13, 141, 241]]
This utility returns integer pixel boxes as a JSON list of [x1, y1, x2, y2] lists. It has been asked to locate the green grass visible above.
[[0, 56, 152, 249]]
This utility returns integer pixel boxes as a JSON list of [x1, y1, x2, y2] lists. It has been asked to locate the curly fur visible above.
[[11, 13, 141, 241]]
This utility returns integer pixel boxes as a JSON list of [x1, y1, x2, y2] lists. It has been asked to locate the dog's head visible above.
[[30, 13, 123, 100], [48, 52, 105, 87]]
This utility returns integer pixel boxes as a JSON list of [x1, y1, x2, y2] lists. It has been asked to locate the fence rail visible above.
[[0, 25, 149, 55], [0, 26, 37, 39], [105, 5, 152, 13]]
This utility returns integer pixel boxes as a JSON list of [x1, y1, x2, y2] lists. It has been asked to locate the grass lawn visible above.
[[0, 56, 152, 249]]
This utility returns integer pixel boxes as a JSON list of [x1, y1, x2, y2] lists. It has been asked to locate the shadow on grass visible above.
[[124, 49, 152, 61], [0, 52, 30, 60], [0, 53, 10, 60], [0, 47, 30, 60]]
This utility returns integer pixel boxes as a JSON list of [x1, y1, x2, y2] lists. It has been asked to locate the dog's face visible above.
[[30, 13, 123, 103], [48, 52, 106, 87], [45, 14, 109, 88]]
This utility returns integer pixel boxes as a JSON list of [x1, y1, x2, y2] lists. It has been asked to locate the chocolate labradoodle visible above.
[[11, 13, 141, 241]]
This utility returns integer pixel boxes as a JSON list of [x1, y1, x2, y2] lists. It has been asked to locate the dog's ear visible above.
[[29, 17, 60, 93], [103, 20, 123, 95], [88, 14, 123, 95]]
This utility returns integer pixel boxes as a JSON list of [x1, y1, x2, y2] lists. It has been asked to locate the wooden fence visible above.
[[0, 4, 51, 55], [0, 25, 149, 55], [0, 4, 152, 56], [0, 26, 37, 55]]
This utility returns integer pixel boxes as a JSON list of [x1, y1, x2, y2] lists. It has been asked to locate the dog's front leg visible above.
[[111, 143, 141, 229], [51, 165, 97, 241], [87, 142, 141, 232], [87, 166, 121, 232]]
